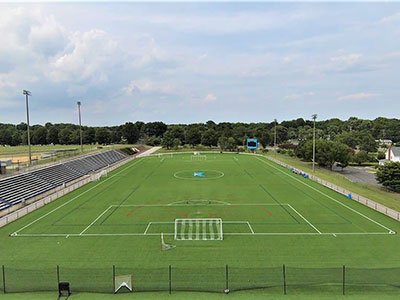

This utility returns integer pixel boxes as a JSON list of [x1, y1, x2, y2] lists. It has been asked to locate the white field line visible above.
[[114, 203, 289, 207], [247, 221, 255, 234], [287, 204, 322, 234], [233, 157, 239, 161], [12, 158, 144, 236], [11, 231, 395, 238], [143, 222, 152, 235], [79, 206, 112, 235], [254, 156, 395, 233]]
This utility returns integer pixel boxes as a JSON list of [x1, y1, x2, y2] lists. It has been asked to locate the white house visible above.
[[379, 147, 400, 165], [387, 147, 400, 162]]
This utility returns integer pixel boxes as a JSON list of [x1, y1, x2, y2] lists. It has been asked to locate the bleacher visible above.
[[0, 150, 127, 211]]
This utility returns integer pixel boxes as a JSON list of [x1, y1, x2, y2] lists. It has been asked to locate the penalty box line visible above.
[[254, 156, 395, 234]]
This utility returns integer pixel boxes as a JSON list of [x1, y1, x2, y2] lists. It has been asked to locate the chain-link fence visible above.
[[1, 265, 399, 295]]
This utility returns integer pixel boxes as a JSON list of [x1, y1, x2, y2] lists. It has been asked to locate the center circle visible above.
[[174, 170, 225, 180]]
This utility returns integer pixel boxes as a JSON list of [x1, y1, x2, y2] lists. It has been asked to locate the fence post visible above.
[[225, 264, 229, 292], [57, 265, 60, 287], [342, 265, 345, 295], [2, 265, 5, 294], [169, 265, 172, 294], [283, 264, 286, 295], [112, 265, 115, 293]]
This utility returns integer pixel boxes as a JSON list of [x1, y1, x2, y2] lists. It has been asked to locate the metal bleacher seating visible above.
[[0, 150, 127, 211]]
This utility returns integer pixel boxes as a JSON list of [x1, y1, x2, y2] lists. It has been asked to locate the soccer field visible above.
[[1, 152, 400, 295]]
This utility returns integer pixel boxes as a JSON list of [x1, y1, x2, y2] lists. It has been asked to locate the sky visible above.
[[0, 1, 399, 126]]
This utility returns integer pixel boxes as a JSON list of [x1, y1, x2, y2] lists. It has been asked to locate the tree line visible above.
[[1, 117, 399, 152]]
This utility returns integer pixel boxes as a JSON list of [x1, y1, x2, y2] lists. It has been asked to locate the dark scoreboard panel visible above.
[[247, 138, 258, 150]]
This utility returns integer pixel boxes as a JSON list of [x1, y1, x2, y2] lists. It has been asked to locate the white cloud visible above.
[[379, 12, 400, 24], [338, 92, 379, 101], [203, 93, 217, 102], [285, 92, 315, 100], [330, 53, 363, 64], [49, 29, 120, 83], [122, 80, 176, 96]]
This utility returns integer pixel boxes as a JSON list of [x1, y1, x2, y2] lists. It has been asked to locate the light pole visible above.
[[274, 119, 277, 151], [77, 101, 83, 153], [312, 114, 318, 173], [23, 90, 32, 166]]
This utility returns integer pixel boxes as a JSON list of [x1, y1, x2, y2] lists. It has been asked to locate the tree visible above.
[[335, 131, 359, 149], [69, 129, 81, 145], [11, 131, 21, 146], [143, 121, 167, 137], [173, 138, 181, 149], [352, 150, 371, 166], [58, 128, 72, 145], [32, 127, 48, 145], [95, 128, 111, 144], [201, 129, 218, 147], [122, 122, 139, 144], [358, 132, 378, 153], [185, 127, 201, 146], [334, 142, 352, 169], [83, 128, 96, 144], [218, 136, 229, 151], [47, 127, 59, 144], [227, 137, 237, 151], [161, 130, 175, 149], [377, 162, 400, 192]]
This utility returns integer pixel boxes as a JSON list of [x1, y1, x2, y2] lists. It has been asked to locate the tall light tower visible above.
[[274, 119, 277, 151], [77, 101, 83, 153], [312, 114, 318, 173], [23, 90, 32, 166]]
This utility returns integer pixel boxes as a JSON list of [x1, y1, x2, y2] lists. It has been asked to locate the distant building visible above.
[[387, 147, 400, 162], [380, 146, 400, 165], [377, 139, 393, 146]]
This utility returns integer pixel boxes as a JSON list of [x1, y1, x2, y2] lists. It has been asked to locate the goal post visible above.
[[114, 274, 133, 293], [174, 218, 223, 241], [191, 155, 206, 161]]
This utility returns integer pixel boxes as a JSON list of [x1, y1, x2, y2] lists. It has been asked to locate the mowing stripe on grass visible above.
[[259, 184, 300, 224], [287, 204, 322, 234], [254, 156, 395, 233], [12, 158, 144, 235], [79, 206, 113, 235]]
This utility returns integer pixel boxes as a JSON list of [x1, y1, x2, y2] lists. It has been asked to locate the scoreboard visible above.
[[247, 138, 258, 150]]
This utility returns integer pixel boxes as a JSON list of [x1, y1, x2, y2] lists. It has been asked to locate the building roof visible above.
[[391, 147, 400, 157]]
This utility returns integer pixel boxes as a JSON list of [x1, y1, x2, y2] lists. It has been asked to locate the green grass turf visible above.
[[266, 152, 400, 212], [1, 153, 400, 297]]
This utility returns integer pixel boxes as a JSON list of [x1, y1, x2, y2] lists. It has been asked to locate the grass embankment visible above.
[[266, 152, 400, 212]]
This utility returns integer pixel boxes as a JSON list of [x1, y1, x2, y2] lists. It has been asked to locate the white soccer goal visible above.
[[114, 274, 133, 293], [92, 170, 108, 181], [174, 218, 223, 241], [158, 153, 173, 158], [191, 155, 206, 161]]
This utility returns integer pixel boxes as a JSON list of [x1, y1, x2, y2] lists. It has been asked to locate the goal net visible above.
[[92, 170, 108, 181], [191, 155, 206, 161], [114, 274, 133, 293], [158, 153, 173, 158], [174, 218, 223, 241]]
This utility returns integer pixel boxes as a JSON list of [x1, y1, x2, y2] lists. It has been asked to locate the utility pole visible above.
[[312, 114, 318, 173], [77, 101, 83, 153], [274, 119, 277, 151], [23, 90, 32, 166]]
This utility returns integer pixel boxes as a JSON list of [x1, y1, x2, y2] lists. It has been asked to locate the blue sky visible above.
[[0, 1, 399, 126]]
